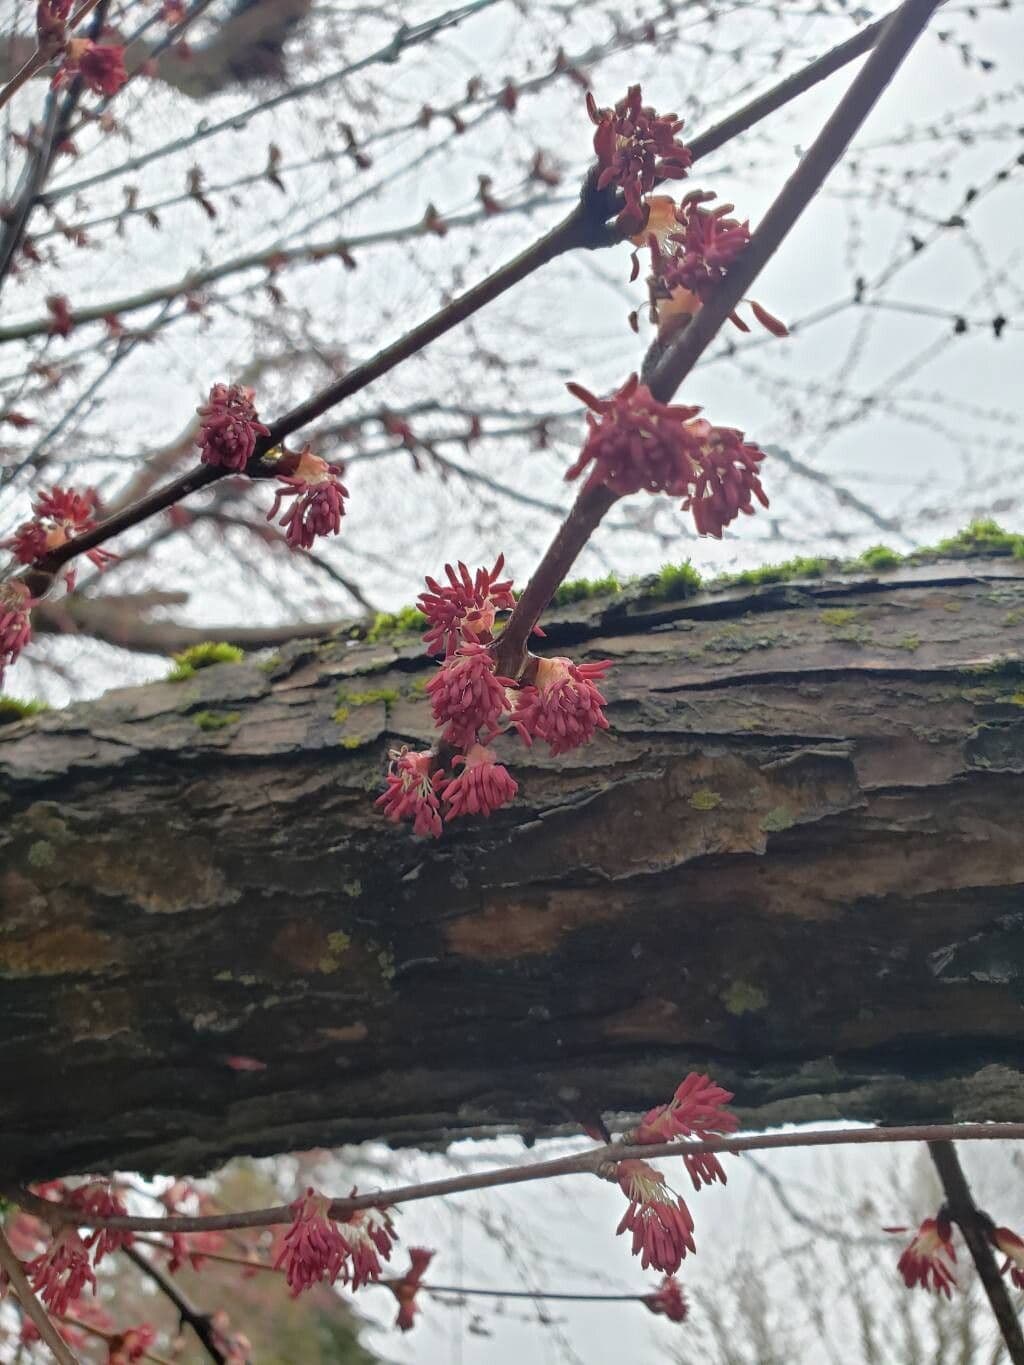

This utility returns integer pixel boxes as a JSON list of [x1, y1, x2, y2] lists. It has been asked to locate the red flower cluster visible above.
[[566, 375, 769, 538], [992, 1224, 1024, 1288], [587, 85, 692, 231], [0, 580, 35, 684], [890, 1215, 957, 1296], [380, 559, 614, 837], [108, 1325, 157, 1364], [36, 0, 71, 47], [615, 1160, 696, 1275], [26, 1228, 98, 1316], [266, 446, 348, 549], [196, 383, 270, 472], [3, 484, 114, 578], [274, 1187, 395, 1296], [418, 557, 516, 657], [54, 39, 128, 96], [427, 642, 513, 747], [387, 1246, 434, 1331], [642, 1275, 688, 1323], [68, 1181, 134, 1265], [512, 656, 611, 755], [634, 1074, 738, 1190]]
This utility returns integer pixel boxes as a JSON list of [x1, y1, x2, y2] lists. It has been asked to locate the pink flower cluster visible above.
[[196, 383, 270, 472], [0, 580, 35, 684], [266, 446, 348, 550], [587, 85, 692, 232], [274, 1187, 396, 1297], [891, 1211, 1024, 1299], [53, 39, 128, 96], [609, 1072, 737, 1273], [566, 374, 769, 538], [25, 1228, 98, 1316], [642, 1275, 688, 1322], [2, 484, 114, 581], [377, 558, 613, 837]]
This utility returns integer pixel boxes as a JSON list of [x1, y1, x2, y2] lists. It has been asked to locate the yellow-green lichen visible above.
[[820, 608, 858, 627], [340, 736, 368, 749], [338, 686, 399, 706], [0, 695, 48, 724], [258, 653, 283, 673], [332, 705, 350, 724], [343, 879, 362, 898], [318, 930, 352, 973], [193, 710, 241, 731], [760, 805, 795, 833], [167, 641, 245, 682], [27, 840, 55, 868], [895, 635, 921, 652], [722, 980, 768, 1015], [689, 787, 722, 812]]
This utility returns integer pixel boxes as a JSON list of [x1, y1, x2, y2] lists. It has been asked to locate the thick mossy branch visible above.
[[4, 552, 1024, 1181]]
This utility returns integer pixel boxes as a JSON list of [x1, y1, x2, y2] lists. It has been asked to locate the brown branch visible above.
[[123, 1245, 227, 1365], [0, 0, 103, 112], [928, 1141, 1024, 1364], [648, 0, 944, 404], [0, 1226, 82, 1365], [10, 1124, 1024, 1238]]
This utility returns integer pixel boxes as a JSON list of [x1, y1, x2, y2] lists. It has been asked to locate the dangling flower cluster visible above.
[[378, 561, 612, 837], [53, 39, 128, 96], [108, 1325, 157, 1364], [566, 374, 768, 539], [642, 1275, 688, 1322], [0, 580, 35, 685], [26, 1228, 98, 1316], [889, 1213, 958, 1297], [387, 1247, 434, 1332], [266, 446, 348, 549], [615, 1160, 696, 1275], [890, 1209, 1024, 1299], [419, 557, 516, 657], [587, 85, 692, 232], [274, 1187, 395, 1296], [2, 484, 115, 580], [196, 383, 270, 472]]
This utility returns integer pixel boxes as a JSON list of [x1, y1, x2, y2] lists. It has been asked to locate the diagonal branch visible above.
[[123, 1244, 227, 1365], [927, 1140, 1024, 1365]]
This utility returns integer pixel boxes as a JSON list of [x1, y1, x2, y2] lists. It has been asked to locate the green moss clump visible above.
[[366, 605, 427, 642], [193, 710, 241, 731], [820, 608, 858, 627], [848, 544, 903, 571], [647, 561, 702, 601], [332, 705, 350, 724], [551, 573, 621, 606], [258, 654, 283, 673], [167, 641, 245, 682], [340, 736, 367, 749], [723, 556, 832, 588], [895, 635, 921, 652], [924, 519, 1024, 558], [0, 695, 48, 724]]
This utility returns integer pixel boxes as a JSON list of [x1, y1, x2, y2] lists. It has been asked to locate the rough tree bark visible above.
[[3, 552, 1024, 1181]]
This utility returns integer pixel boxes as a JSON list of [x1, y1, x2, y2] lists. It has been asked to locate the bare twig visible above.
[[928, 1141, 1024, 1364], [123, 1245, 227, 1365], [0, 0, 103, 113]]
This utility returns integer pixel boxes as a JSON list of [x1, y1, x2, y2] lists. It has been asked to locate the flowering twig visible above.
[[0, 1226, 82, 1365], [0, 0, 103, 112], [928, 1141, 1024, 1364], [10, 1124, 1024, 1238]]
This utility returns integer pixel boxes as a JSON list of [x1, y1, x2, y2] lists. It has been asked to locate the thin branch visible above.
[[0, 1226, 81, 1365], [928, 1141, 1024, 1365], [648, 0, 945, 403], [10, 1123, 1024, 1238], [123, 1245, 227, 1365]]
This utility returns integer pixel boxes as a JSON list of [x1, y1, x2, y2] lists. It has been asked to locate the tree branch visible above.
[[0, 1227, 82, 1365], [123, 1245, 227, 1365], [928, 1140, 1024, 1364]]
